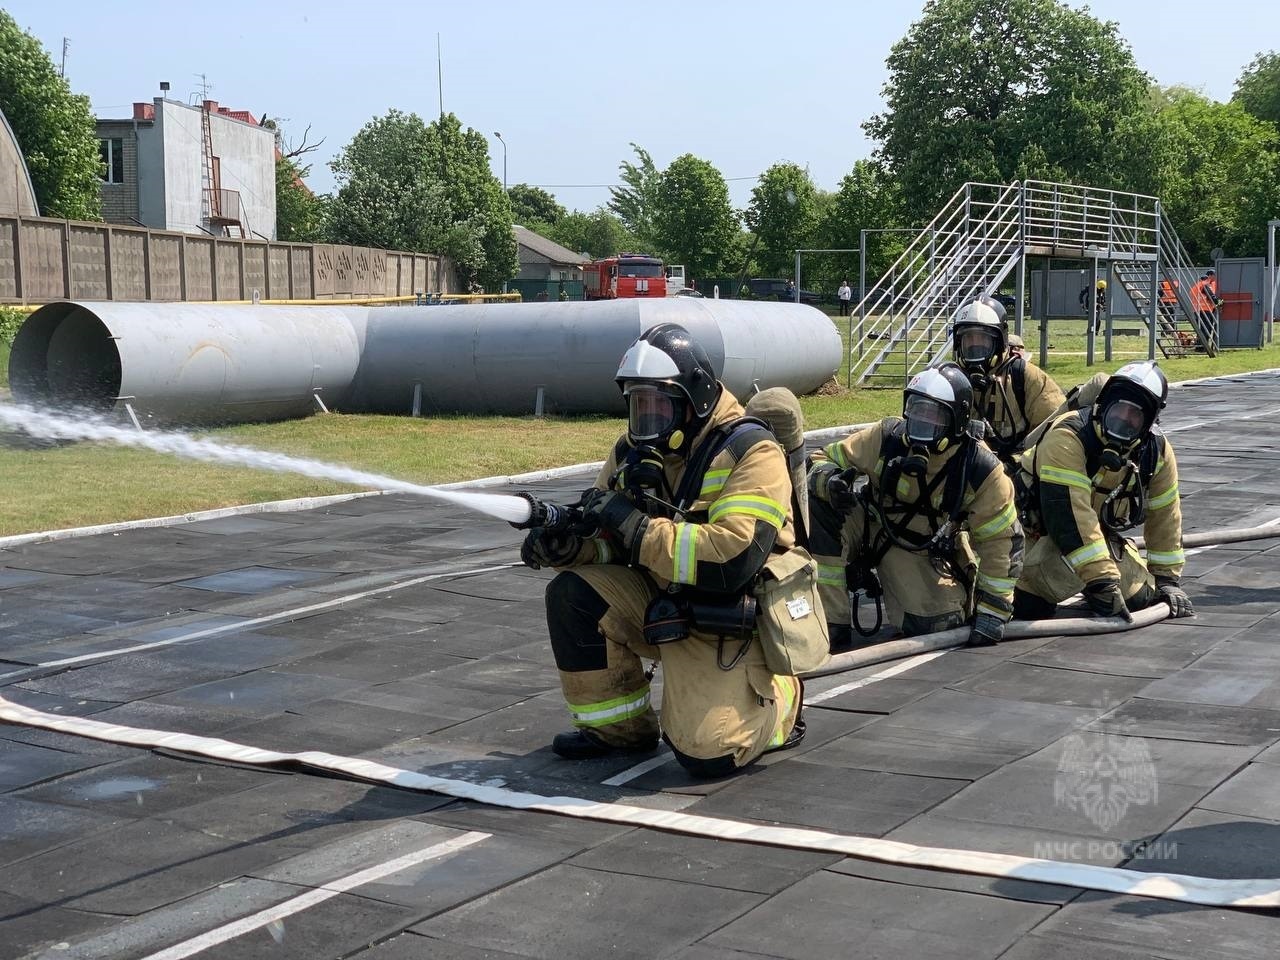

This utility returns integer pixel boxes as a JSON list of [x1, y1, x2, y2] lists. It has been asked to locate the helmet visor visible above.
[[1101, 398, 1147, 446], [955, 327, 1000, 366], [626, 385, 681, 442], [904, 394, 952, 446]]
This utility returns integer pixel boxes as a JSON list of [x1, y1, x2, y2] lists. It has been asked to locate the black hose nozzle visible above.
[[510, 492, 582, 532]]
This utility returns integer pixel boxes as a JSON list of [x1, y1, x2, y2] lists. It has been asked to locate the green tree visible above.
[[813, 160, 904, 287], [1233, 51, 1280, 127], [651, 154, 737, 279], [608, 143, 660, 252], [0, 11, 101, 219], [327, 110, 516, 290], [1154, 88, 1280, 259], [274, 156, 324, 242], [508, 183, 565, 229], [744, 162, 819, 276], [327, 110, 458, 252], [547, 207, 634, 260], [864, 0, 1158, 220], [422, 113, 518, 290]]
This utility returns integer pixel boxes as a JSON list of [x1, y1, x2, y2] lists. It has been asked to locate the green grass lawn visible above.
[[1, 312, 1276, 537]]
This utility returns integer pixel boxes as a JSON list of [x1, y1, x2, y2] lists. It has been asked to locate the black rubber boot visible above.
[[1013, 588, 1058, 621], [551, 729, 657, 761], [829, 622, 856, 654]]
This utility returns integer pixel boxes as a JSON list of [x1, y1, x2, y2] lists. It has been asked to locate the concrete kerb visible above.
[[4, 366, 1277, 549]]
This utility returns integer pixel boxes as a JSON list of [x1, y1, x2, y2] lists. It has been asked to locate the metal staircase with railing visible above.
[[848, 180, 1216, 387]]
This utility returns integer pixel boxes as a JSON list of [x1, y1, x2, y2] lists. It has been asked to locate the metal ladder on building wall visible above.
[[849, 180, 1217, 386], [200, 103, 217, 230]]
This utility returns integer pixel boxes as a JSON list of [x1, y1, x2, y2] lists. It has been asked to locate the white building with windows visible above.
[[96, 96, 276, 239]]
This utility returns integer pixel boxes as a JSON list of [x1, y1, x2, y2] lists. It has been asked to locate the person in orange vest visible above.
[[1158, 278, 1179, 307], [1190, 270, 1221, 341]]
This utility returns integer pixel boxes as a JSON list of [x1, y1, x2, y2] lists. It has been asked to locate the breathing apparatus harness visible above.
[[613, 416, 788, 670], [847, 419, 980, 636], [970, 352, 1032, 462]]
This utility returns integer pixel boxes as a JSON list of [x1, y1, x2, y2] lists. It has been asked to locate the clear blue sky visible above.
[[5, 0, 1272, 211]]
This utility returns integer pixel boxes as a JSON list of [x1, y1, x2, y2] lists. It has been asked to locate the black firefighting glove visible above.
[[520, 529, 582, 570], [1156, 576, 1194, 618], [1082, 577, 1133, 622], [580, 488, 649, 564], [966, 611, 1005, 647], [809, 462, 857, 512]]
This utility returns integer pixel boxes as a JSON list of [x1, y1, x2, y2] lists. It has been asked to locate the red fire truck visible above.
[[582, 253, 668, 300]]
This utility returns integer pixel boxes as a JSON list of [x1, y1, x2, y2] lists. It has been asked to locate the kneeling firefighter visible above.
[[1013, 360, 1193, 621], [952, 298, 1066, 464], [809, 363, 1024, 651], [517, 323, 824, 778]]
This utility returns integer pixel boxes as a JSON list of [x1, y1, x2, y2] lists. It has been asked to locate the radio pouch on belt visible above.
[[752, 546, 829, 675]]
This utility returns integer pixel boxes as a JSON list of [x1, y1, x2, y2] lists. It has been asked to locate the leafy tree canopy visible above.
[[547, 207, 634, 260], [1233, 50, 1280, 127], [508, 183, 565, 229], [1153, 88, 1280, 259], [327, 110, 516, 290], [0, 10, 102, 219], [275, 156, 323, 242], [865, 0, 1158, 219], [608, 143, 660, 252], [652, 153, 738, 279], [745, 162, 819, 276], [813, 159, 904, 284]]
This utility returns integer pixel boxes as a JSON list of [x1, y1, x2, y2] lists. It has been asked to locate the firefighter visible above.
[[809, 363, 1024, 652], [1080, 278, 1108, 334], [1191, 270, 1221, 343], [1012, 360, 1193, 622], [951, 299, 1066, 463], [520, 323, 807, 777]]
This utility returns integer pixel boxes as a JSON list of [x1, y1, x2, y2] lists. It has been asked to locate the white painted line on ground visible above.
[[1165, 402, 1280, 434], [0, 562, 520, 679], [136, 831, 490, 960], [807, 650, 949, 704], [601, 750, 674, 786]]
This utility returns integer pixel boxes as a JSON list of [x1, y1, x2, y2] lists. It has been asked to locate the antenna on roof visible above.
[[437, 34, 444, 120], [191, 73, 212, 105]]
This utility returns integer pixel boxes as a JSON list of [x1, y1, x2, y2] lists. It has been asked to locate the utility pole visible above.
[[60, 37, 69, 77], [437, 34, 444, 120]]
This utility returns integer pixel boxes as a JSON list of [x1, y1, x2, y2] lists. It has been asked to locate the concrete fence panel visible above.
[[111, 227, 148, 301], [68, 225, 109, 300], [0, 218, 17, 298], [243, 242, 268, 300], [268, 245, 291, 298], [149, 233, 183, 300], [185, 236, 214, 301], [215, 240, 243, 300]]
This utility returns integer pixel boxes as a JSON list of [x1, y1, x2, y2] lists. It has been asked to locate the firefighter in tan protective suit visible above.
[[809, 363, 1024, 652], [952, 299, 1066, 464], [1012, 361, 1194, 621], [518, 323, 807, 778]]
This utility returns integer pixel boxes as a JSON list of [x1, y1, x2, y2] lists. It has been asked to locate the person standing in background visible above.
[[837, 279, 852, 317]]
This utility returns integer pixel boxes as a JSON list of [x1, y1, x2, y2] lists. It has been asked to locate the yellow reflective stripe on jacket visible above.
[[825, 442, 850, 470], [977, 572, 1018, 594], [672, 522, 698, 584], [768, 677, 799, 747], [971, 501, 1017, 541], [1147, 548, 1185, 566], [1066, 540, 1109, 570], [568, 686, 651, 728], [1149, 483, 1179, 510], [1040, 464, 1092, 490], [700, 468, 732, 498], [708, 494, 786, 529], [817, 562, 846, 587]]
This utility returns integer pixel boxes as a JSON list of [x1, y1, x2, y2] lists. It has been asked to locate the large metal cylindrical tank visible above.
[[8, 302, 365, 423], [351, 298, 841, 415]]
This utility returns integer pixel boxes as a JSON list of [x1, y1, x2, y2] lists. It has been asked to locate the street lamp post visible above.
[[493, 131, 507, 193], [494, 132, 508, 293]]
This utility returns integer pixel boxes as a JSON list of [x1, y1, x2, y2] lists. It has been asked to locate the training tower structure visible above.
[[848, 180, 1217, 387]]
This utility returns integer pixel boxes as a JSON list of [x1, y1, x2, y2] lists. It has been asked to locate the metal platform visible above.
[[3, 372, 1280, 958]]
